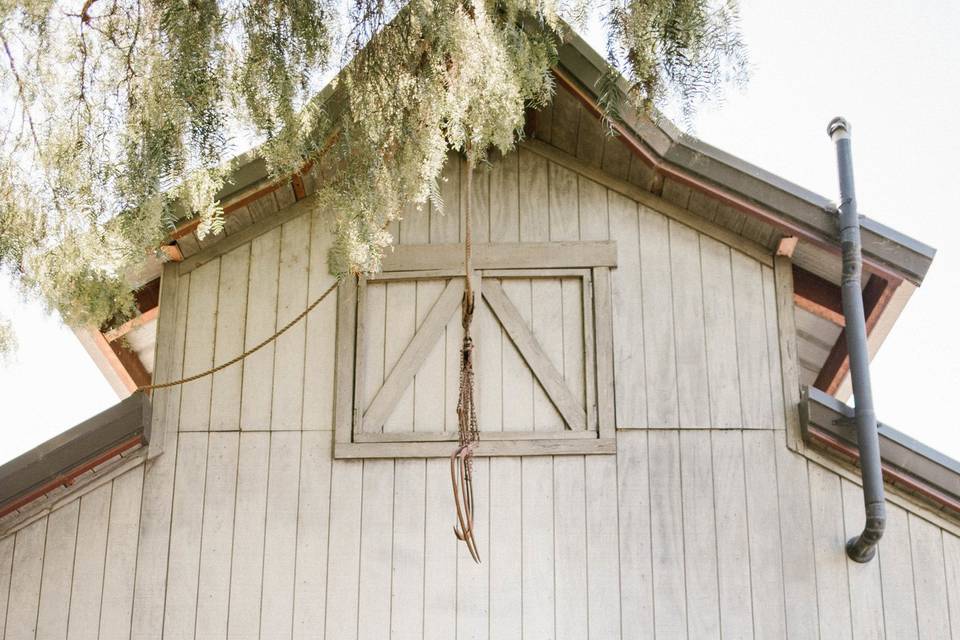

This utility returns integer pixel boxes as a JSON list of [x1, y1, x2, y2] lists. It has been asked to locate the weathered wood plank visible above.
[[0, 531, 14, 635], [585, 454, 622, 640], [179, 258, 220, 431], [333, 276, 358, 446], [423, 458, 458, 639], [712, 430, 754, 638], [324, 460, 363, 640], [414, 280, 447, 432], [147, 261, 183, 458], [500, 279, 534, 432], [518, 147, 549, 242], [383, 280, 416, 432], [732, 251, 775, 428], [456, 458, 489, 640], [390, 459, 426, 640], [380, 241, 617, 272], [773, 256, 804, 449], [483, 279, 586, 430], [941, 529, 960, 640], [272, 214, 311, 430], [742, 430, 788, 638], [762, 265, 787, 429], [359, 279, 385, 431], [489, 457, 522, 640], [430, 154, 460, 244], [478, 289, 504, 433], [292, 431, 333, 639], [521, 456, 555, 639], [357, 460, 394, 640], [808, 461, 853, 640], [909, 513, 952, 639], [609, 192, 646, 428], [648, 430, 687, 638], [335, 437, 615, 459], [68, 483, 113, 640], [363, 278, 464, 432], [679, 431, 720, 638], [261, 432, 302, 636], [774, 446, 819, 639], [554, 456, 588, 640], [162, 433, 208, 639], [670, 222, 711, 427], [98, 466, 145, 639], [302, 215, 338, 430], [530, 278, 565, 431], [227, 432, 270, 640], [210, 245, 250, 431], [700, 236, 742, 428], [5, 518, 47, 640], [489, 151, 520, 243], [593, 267, 617, 437], [840, 478, 885, 640], [878, 504, 919, 639], [36, 502, 80, 639], [194, 432, 239, 639], [240, 227, 282, 429]]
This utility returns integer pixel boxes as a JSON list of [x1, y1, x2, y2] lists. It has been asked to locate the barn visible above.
[[0, 31, 956, 639]]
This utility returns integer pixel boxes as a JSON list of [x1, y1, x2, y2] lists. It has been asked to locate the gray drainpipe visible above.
[[828, 117, 886, 562]]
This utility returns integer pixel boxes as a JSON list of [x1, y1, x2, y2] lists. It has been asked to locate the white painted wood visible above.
[[99, 466, 145, 639], [179, 258, 220, 431], [521, 456, 555, 639], [360, 280, 386, 431], [210, 244, 250, 431], [390, 459, 426, 640], [162, 433, 208, 639], [261, 431, 302, 636], [381, 241, 617, 271], [465, 162, 490, 243], [617, 430, 655, 635], [609, 192, 646, 429], [741, 430, 788, 638], [357, 460, 394, 640], [489, 457, 522, 640], [272, 214, 311, 430], [807, 461, 853, 640], [240, 226, 282, 429], [553, 456, 588, 640], [36, 502, 79, 639], [879, 504, 920, 639], [489, 150, 519, 243], [731, 251, 775, 428], [227, 432, 270, 640], [670, 222, 711, 427], [840, 478, 885, 640], [774, 444, 819, 639], [5, 518, 46, 640], [909, 513, 952, 639], [500, 279, 534, 433], [430, 154, 461, 245], [647, 430, 687, 638], [478, 286, 504, 433], [194, 432, 239, 639], [456, 458, 489, 640], [711, 430, 754, 638], [323, 459, 363, 640], [302, 214, 338, 430], [292, 431, 333, 639], [423, 458, 458, 640], [585, 454, 622, 640], [0, 531, 14, 636], [700, 236, 742, 428], [679, 431, 720, 638]]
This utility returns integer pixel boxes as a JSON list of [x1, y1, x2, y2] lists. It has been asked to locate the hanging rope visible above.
[[451, 154, 481, 563], [137, 280, 338, 392]]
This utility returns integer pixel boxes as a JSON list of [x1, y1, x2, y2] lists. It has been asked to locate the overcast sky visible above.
[[1, 0, 957, 463]]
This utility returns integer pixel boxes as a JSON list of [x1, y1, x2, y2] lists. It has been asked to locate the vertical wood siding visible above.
[[2, 133, 959, 640]]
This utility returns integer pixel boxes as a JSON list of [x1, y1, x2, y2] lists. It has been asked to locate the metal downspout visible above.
[[828, 117, 886, 562]]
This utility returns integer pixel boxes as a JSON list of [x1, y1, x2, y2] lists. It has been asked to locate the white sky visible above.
[[1, 0, 958, 463]]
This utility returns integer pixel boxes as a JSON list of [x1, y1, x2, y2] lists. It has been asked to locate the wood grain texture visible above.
[[35, 502, 79, 639]]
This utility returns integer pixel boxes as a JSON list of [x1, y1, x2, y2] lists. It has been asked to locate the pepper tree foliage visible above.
[[0, 0, 745, 354]]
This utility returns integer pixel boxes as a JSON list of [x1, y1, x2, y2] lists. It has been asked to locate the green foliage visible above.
[[0, 0, 746, 355]]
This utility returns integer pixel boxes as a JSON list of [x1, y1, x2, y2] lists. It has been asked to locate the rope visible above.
[[451, 154, 481, 563], [138, 280, 339, 392]]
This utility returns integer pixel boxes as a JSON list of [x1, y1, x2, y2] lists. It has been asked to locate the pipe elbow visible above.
[[846, 502, 886, 563]]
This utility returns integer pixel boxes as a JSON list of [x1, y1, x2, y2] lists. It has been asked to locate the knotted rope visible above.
[[451, 156, 481, 563]]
